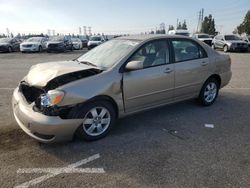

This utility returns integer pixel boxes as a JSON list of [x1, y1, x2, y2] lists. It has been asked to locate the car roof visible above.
[[116, 34, 191, 42]]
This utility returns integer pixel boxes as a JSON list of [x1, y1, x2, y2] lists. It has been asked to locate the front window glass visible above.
[[26, 37, 42, 42], [77, 39, 139, 69], [224, 35, 241, 40], [129, 40, 169, 68], [90, 36, 102, 41]]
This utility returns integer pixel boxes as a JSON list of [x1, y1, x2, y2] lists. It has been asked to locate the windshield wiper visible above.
[[74, 59, 97, 67]]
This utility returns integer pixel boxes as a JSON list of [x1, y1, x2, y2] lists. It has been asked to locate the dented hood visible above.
[[26, 60, 97, 87]]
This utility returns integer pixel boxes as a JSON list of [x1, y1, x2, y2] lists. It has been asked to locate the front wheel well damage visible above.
[[65, 95, 119, 119]]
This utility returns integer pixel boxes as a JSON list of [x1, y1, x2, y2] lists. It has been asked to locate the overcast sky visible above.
[[0, 0, 249, 35]]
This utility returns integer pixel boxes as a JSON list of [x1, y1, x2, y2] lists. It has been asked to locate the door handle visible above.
[[201, 61, 208, 66], [164, 68, 173, 74]]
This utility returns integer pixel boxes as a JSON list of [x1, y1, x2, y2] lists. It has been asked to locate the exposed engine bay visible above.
[[19, 68, 102, 117]]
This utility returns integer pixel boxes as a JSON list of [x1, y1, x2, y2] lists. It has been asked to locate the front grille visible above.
[[48, 44, 59, 48], [19, 82, 44, 104], [22, 44, 32, 48], [237, 43, 246, 47]]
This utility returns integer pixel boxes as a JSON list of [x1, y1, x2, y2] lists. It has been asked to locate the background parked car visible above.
[[71, 38, 83, 50], [241, 35, 250, 51], [192, 33, 213, 46], [79, 35, 88, 48], [20, 37, 48, 53], [168, 29, 190, 36], [87, 35, 104, 50], [212, 34, 248, 52], [0, 38, 20, 52], [47, 36, 73, 52]]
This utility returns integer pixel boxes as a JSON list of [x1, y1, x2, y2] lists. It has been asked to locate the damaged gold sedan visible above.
[[12, 35, 232, 143]]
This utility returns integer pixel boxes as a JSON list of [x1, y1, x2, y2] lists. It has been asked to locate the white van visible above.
[[168, 30, 190, 37]]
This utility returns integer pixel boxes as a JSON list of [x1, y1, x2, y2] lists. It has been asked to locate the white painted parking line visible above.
[[15, 154, 105, 188], [17, 167, 105, 174]]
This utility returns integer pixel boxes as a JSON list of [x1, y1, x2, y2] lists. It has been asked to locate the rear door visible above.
[[170, 39, 210, 101], [122, 39, 174, 113]]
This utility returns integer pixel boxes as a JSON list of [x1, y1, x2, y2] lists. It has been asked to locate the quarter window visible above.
[[129, 40, 169, 68], [172, 40, 207, 62]]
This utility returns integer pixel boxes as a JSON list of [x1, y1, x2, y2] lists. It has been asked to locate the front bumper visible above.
[[20, 46, 39, 52], [88, 44, 98, 49], [12, 88, 82, 143], [47, 46, 65, 52], [0, 46, 9, 52], [229, 45, 248, 51]]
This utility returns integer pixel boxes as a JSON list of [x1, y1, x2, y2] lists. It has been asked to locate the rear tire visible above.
[[68, 100, 116, 141], [8, 46, 12, 53], [38, 46, 42, 52], [198, 78, 219, 106]]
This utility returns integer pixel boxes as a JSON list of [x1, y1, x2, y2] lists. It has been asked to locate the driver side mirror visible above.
[[125, 61, 143, 71]]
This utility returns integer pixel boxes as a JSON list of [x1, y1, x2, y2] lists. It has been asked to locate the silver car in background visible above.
[[72, 38, 83, 50], [20, 37, 48, 52], [192, 33, 213, 46], [12, 35, 232, 143], [212, 34, 248, 52]]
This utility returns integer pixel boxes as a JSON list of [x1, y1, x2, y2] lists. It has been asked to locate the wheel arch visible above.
[[206, 74, 221, 88]]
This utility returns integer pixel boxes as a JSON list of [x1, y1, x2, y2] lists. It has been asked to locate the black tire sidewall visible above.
[[199, 79, 219, 106], [223, 45, 228, 52], [69, 100, 116, 141]]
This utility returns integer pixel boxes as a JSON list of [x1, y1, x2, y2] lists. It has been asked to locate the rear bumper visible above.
[[12, 88, 82, 143], [220, 71, 232, 88]]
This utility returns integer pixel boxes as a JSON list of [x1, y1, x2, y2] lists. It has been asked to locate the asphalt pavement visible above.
[[0, 50, 249, 188]]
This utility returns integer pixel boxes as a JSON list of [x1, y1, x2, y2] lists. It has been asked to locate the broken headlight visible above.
[[40, 90, 64, 107]]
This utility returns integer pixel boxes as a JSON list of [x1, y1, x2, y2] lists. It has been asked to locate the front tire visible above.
[[38, 46, 42, 52], [68, 100, 116, 141], [8, 46, 12, 53], [211, 44, 216, 50], [223, 45, 229, 52], [198, 78, 219, 106]]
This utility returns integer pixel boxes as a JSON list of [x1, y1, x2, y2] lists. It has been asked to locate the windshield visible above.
[[0, 38, 11, 43], [77, 39, 139, 69], [49, 36, 64, 41], [225, 35, 241, 41], [71, 38, 79, 42], [90, 36, 102, 41], [198, 34, 210, 38], [26, 37, 42, 42]]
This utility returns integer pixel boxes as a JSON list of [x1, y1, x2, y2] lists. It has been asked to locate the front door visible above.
[[122, 40, 174, 113]]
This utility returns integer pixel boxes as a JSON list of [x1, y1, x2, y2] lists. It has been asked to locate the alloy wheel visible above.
[[82, 107, 111, 136], [204, 82, 217, 103]]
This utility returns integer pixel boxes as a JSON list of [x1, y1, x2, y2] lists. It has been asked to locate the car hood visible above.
[[26, 60, 98, 87], [0, 43, 9, 46], [21, 41, 40, 45]]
